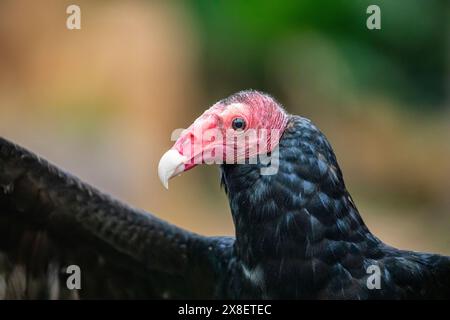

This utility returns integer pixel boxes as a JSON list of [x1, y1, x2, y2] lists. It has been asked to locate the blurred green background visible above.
[[0, 0, 449, 254]]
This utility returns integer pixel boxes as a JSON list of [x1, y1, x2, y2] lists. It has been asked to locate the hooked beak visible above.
[[158, 112, 220, 189], [158, 149, 187, 189]]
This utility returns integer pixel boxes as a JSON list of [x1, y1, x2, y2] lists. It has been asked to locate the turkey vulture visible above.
[[1, 90, 449, 299]]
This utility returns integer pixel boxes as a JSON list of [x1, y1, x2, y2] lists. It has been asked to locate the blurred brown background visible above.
[[0, 0, 449, 254]]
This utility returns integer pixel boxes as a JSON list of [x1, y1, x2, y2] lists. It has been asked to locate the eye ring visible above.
[[231, 117, 246, 131]]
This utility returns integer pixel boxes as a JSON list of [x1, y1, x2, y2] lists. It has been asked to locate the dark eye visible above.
[[231, 117, 246, 131]]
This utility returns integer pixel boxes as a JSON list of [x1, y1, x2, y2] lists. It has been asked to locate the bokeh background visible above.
[[1, 0, 449, 254]]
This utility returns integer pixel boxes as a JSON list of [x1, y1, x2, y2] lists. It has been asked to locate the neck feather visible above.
[[221, 116, 378, 269]]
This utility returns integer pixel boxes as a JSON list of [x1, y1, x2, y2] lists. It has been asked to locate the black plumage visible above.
[[1, 91, 449, 299], [0, 137, 233, 299], [220, 115, 450, 299]]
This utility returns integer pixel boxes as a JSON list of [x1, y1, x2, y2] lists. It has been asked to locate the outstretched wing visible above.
[[0, 137, 234, 299]]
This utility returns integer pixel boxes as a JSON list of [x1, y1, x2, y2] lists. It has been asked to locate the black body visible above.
[[221, 116, 450, 299]]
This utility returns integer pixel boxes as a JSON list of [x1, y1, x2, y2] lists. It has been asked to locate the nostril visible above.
[[188, 132, 199, 148]]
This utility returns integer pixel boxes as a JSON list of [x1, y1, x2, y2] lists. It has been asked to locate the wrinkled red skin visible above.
[[171, 91, 289, 173]]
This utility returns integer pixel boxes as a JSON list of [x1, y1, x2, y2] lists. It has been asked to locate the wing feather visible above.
[[0, 137, 233, 299]]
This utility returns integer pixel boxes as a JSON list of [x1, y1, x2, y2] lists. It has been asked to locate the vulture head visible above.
[[158, 90, 290, 188]]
